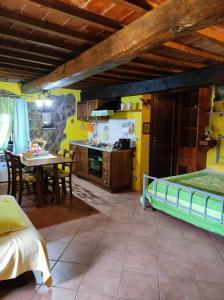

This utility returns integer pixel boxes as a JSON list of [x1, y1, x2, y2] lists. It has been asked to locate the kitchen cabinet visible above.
[[77, 102, 88, 120], [72, 145, 88, 178], [70, 143, 133, 192], [87, 99, 104, 118], [77, 99, 104, 121], [109, 151, 133, 191]]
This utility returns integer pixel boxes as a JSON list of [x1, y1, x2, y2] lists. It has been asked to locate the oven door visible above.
[[88, 148, 103, 178]]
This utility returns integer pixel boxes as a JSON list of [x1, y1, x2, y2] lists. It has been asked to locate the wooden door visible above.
[[75, 146, 88, 178], [150, 92, 179, 178]]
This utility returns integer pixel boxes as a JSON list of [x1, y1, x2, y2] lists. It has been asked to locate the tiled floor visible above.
[[1, 176, 224, 299]]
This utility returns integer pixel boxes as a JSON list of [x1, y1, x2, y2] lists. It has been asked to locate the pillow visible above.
[[0, 197, 28, 235], [207, 163, 224, 172]]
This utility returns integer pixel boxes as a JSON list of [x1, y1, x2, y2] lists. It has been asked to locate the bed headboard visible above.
[[216, 135, 224, 163]]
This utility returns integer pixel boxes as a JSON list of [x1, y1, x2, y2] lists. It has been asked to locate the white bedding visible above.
[[0, 195, 52, 286]]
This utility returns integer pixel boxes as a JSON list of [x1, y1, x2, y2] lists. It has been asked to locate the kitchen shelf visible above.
[[206, 111, 224, 116], [199, 139, 217, 151]]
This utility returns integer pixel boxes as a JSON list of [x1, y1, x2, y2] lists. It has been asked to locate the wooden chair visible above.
[[46, 149, 75, 197], [4, 150, 13, 195], [9, 152, 36, 206]]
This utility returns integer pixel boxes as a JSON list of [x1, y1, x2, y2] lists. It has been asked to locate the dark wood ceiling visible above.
[[0, 0, 223, 90]]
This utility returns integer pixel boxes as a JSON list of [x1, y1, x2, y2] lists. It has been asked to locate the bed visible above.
[[142, 169, 224, 237], [0, 195, 52, 286]]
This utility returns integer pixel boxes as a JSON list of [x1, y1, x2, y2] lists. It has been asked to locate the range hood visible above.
[[91, 110, 114, 117], [90, 99, 120, 117]]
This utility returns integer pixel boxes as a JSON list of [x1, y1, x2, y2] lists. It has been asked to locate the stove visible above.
[[90, 142, 109, 148]]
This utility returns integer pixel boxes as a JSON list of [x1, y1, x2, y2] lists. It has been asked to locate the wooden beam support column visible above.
[[81, 63, 224, 100], [22, 0, 224, 93]]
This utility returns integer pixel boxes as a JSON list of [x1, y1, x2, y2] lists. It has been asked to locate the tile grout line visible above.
[[155, 212, 161, 300], [209, 232, 224, 265], [115, 207, 133, 299], [180, 225, 204, 300], [73, 193, 116, 299], [40, 199, 88, 295]]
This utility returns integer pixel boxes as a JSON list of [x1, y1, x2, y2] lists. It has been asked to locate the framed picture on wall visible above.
[[142, 122, 150, 134]]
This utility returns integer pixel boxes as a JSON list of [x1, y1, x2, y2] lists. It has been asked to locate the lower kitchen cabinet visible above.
[[70, 143, 133, 192], [107, 151, 133, 191], [73, 146, 88, 178]]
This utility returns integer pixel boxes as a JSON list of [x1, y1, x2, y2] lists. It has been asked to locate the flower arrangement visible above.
[[31, 137, 47, 149], [23, 137, 48, 159]]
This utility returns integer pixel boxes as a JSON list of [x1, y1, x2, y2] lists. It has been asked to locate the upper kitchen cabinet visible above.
[[77, 99, 104, 121], [77, 102, 88, 120], [87, 99, 104, 118]]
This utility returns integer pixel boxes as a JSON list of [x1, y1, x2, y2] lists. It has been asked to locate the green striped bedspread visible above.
[[146, 170, 224, 236]]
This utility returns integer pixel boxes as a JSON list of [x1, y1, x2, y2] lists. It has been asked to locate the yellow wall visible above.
[[114, 95, 150, 191], [207, 100, 224, 165], [0, 82, 150, 192], [0, 81, 87, 150]]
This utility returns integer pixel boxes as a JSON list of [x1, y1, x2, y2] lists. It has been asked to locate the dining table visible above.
[[21, 153, 73, 208]]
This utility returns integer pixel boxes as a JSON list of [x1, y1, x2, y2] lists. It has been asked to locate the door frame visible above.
[[149, 92, 179, 178]]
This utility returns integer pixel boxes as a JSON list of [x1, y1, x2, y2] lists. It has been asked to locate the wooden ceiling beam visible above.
[[0, 66, 41, 77], [130, 59, 182, 72], [84, 77, 124, 84], [0, 8, 101, 45], [0, 27, 76, 52], [165, 41, 224, 62], [196, 27, 224, 46], [113, 66, 160, 76], [91, 75, 126, 83], [28, 0, 123, 33], [111, 0, 146, 12], [114, 65, 163, 76], [22, 0, 224, 93], [140, 52, 207, 68], [96, 71, 150, 81], [0, 56, 52, 72], [0, 38, 68, 61], [0, 48, 59, 66], [0, 63, 44, 76], [0, 71, 34, 79], [81, 63, 224, 100], [118, 0, 224, 61], [121, 0, 154, 10], [0, 75, 33, 82]]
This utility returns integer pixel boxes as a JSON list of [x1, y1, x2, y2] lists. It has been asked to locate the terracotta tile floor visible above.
[[1, 176, 224, 300]]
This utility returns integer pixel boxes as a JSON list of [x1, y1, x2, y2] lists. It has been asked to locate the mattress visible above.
[[146, 170, 224, 236], [0, 195, 52, 286]]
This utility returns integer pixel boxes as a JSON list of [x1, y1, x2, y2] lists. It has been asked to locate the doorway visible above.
[[150, 92, 179, 178]]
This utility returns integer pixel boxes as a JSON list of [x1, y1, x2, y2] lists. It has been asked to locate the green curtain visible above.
[[0, 97, 14, 152]]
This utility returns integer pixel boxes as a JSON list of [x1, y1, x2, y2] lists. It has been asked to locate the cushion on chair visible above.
[[58, 169, 70, 178], [0, 197, 28, 235], [47, 169, 70, 178], [16, 173, 36, 182]]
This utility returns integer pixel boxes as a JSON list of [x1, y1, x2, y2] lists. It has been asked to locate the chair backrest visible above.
[[9, 152, 23, 181], [61, 149, 75, 175], [64, 149, 75, 160], [4, 150, 12, 180]]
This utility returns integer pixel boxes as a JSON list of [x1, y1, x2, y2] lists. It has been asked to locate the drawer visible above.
[[103, 152, 111, 170], [103, 152, 111, 161], [102, 171, 110, 187], [103, 161, 110, 171]]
